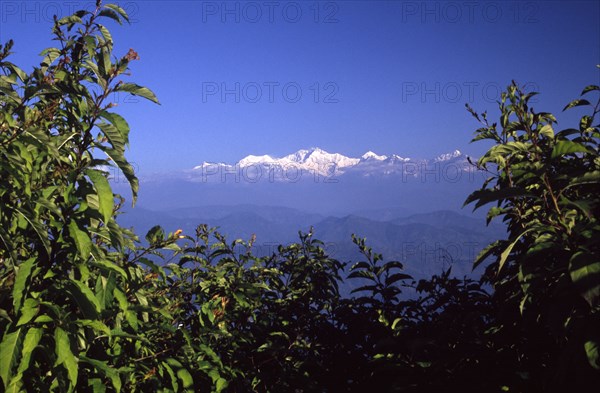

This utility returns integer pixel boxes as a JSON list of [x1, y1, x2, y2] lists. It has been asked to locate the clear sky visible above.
[[1, 0, 599, 174]]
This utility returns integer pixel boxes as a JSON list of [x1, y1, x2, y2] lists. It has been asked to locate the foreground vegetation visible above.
[[1, 3, 598, 392]]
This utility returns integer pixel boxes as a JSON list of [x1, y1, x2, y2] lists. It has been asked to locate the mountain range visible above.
[[112, 148, 503, 293], [112, 147, 487, 216], [183, 147, 473, 182]]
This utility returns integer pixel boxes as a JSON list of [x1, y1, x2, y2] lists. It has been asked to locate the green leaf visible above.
[[499, 229, 533, 273], [76, 320, 111, 336], [473, 240, 503, 270], [16, 327, 42, 374], [98, 9, 123, 25], [538, 124, 554, 138], [98, 24, 113, 44], [66, 280, 102, 318], [566, 171, 600, 188], [165, 359, 193, 389], [57, 15, 83, 26], [385, 273, 412, 286], [464, 187, 530, 210], [97, 122, 125, 153], [581, 85, 600, 96], [585, 339, 600, 370], [80, 356, 121, 393], [551, 140, 591, 159], [90, 259, 127, 278], [104, 4, 130, 23], [99, 111, 130, 145], [16, 298, 39, 326], [12, 258, 35, 311], [39, 47, 61, 67], [95, 273, 116, 309], [115, 83, 160, 104], [350, 261, 372, 271], [98, 146, 138, 204], [215, 377, 228, 392], [569, 251, 600, 307], [146, 225, 165, 245], [69, 221, 92, 259], [11, 207, 50, 256], [0, 328, 22, 388], [86, 169, 114, 224], [563, 98, 591, 111], [87, 378, 107, 393], [54, 327, 78, 387]]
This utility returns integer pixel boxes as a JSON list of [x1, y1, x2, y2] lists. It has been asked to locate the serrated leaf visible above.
[[16, 298, 39, 326], [16, 327, 42, 374], [0, 328, 22, 388], [12, 258, 35, 311], [498, 229, 533, 273], [54, 327, 78, 387], [473, 240, 502, 270]]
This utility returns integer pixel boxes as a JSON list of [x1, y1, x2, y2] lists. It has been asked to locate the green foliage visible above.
[[2, 2, 599, 392], [466, 75, 600, 390], [0, 2, 199, 391]]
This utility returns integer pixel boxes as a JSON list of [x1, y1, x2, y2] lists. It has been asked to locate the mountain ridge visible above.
[[190, 147, 471, 179]]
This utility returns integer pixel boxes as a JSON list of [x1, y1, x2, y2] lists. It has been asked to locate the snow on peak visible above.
[[434, 150, 462, 162], [193, 161, 227, 170], [388, 154, 410, 162], [238, 154, 276, 166], [192, 147, 467, 179], [361, 151, 388, 161]]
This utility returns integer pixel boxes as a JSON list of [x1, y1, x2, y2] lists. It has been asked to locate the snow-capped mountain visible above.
[[433, 150, 463, 162], [190, 147, 472, 182], [361, 151, 388, 161]]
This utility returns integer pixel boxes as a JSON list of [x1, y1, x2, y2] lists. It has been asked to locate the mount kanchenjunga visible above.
[[190, 147, 471, 181]]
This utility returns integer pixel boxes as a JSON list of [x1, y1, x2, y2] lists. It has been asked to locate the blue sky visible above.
[[1, 0, 599, 174]]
